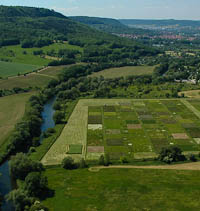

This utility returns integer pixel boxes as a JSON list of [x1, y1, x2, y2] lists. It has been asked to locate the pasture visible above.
[[0, 92, 34, 145], [89, 66, 154, 78], [0, 61, 41, 78], [42, 99, 200, 165], [43, 167, 200, 210]]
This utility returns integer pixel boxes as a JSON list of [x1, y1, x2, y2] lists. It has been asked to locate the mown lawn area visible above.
[[43, 167, 200, 211], [89, 66, 154, 78], [0, 61, 41, 78]]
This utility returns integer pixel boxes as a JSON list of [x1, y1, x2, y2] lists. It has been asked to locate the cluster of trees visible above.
[[21, 38, 53, 48], [0, 87, 31, 98], [0, 94, 48, 164], [7, 153, 48, 211]]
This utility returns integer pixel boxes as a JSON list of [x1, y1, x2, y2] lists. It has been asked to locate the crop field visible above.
[[43, 167, 200, 210], [42, 99, 200, 165], [89, 66, 154, 78], [0, 92, 34, 146], [0, 61, 41, 78], [179, 89, 200, 98], [0, 42, 83, 66]]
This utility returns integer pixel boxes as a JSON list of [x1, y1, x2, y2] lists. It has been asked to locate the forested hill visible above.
[[70, 16, 151, 34], [0, 5, 66, 18], [0, 6, 121, 46], [119, 19, 200, 27]]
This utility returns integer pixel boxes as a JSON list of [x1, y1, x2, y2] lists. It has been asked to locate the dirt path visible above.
[[181, 99, 200, 119], [89, 162, 200, 172]]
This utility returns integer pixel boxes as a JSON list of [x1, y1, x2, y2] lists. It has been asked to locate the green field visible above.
[[0, 66, 73, 89], [42, 99, 200, 165], [89, 66, 154, 78], [0, 42, 83, 66], [43, 167, 200, 210], [0, 92, 34, 145], [0, 61, 41, 78]]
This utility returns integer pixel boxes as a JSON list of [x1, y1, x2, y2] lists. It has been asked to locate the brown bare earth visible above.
[[127, 124, 142, 129], [172, 133, 189, 139], [87, 146, 104, 153], [89, 162, 200, 172]]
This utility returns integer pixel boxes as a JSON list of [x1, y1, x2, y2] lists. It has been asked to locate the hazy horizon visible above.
[[0, 0, 200, 20]]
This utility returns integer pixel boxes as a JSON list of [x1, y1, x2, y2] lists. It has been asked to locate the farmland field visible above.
[[0, 92, 34, 145], [42, 99, 200, 165], [89, 66, 154, 78], [0, 61, 41, 78], [43, 167, 200, 210]]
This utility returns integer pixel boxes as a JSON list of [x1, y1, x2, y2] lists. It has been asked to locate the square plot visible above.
[[88, 115, 102, 124], [88, 106, 102, 112], [172, 133, 189, 139], [104, 112, 116, 116], [67, 144, 83, 154], [161, 119, 176, 124], [150, 138, 169, 153], [139, 115, 153, 120], [106, 139, 124, 146], [133, 102, 145, 106], [87, 146, 104, 153], [103, 106, 116, 112], [126, 120, 140, 124], [88, 124, 102, 130], [141, 119, 156, 124], [194, 138, 200, 144], [185, 128, 200, 138], [89, 112, 102, 116], [127, 124, 142, 129], [181, 123, 197, 128], [106, 129, 121, 135]]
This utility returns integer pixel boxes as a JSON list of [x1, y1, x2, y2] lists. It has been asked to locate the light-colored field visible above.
[[179, 90, 200, 98], [42, 100, 88, 165], [0, 61, 41, 78], [0, 92, 34, 145], [89, 66, 154, 78]]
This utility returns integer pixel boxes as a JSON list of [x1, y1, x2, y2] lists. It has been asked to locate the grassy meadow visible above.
[[0, 92, 34, 145], [43, 167, 200, 211], [89, 66, 154, 78]]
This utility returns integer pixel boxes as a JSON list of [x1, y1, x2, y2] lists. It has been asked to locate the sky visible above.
[[0, 0, 200, 20]]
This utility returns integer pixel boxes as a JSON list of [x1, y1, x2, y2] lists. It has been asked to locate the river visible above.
[[0, 97, 56, 210]]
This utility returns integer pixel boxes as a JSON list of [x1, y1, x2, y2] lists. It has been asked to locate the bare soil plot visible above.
[[87, 146, 104, 153], [127, 124, 142, 129], [106, 129, 121, 134], [172, 133, 189, 139]]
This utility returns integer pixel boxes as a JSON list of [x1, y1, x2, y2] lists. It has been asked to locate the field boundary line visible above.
[[89, 162, 200, 172], [181, 99, 200, 119]]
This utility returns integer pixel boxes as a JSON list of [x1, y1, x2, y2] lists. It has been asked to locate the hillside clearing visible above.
[[89, 66, 154, 78]]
